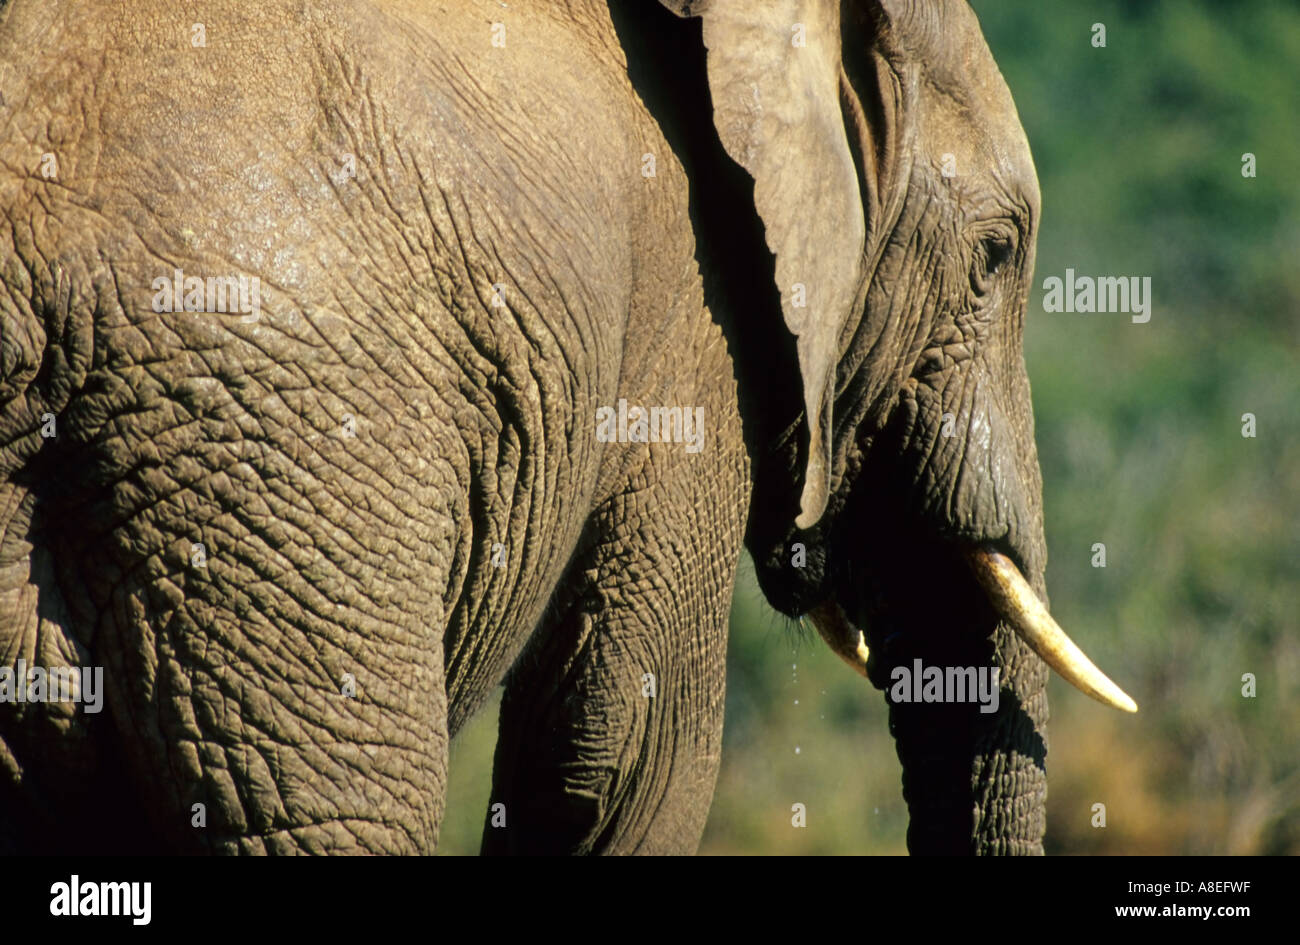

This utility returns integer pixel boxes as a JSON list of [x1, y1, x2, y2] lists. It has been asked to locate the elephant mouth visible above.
[[808, 546, 1137, 713]]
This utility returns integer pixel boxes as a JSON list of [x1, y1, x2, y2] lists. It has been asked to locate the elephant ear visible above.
[[661, 0, 876, 529]]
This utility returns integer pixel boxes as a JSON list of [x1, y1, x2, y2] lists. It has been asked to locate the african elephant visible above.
[[0, 0, 1134, 854]]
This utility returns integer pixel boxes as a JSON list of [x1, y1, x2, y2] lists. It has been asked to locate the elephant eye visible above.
[[972, 233, 1015, 293], [982, 235, 1014, 275]]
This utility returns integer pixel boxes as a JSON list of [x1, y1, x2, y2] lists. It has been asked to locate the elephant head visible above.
[[654, 0, 1136, 852]]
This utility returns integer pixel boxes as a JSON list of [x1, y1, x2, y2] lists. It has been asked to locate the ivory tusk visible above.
[[806, 600, 870, 679], [965, 547, 1138, 713]]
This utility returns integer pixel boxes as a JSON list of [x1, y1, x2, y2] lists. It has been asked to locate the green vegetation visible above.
[[440, 0, 1299, 854], [978, 0, 1300, 855]]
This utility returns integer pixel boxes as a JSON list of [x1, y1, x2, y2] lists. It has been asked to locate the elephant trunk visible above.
[[889, 621, 1049, 855], [825, 518, 1137, 853], [832, 532, 1066, 853]]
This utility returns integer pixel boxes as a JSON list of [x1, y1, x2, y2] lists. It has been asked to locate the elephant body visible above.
[[2, 0, 1136, 854], [1, 0, 747, 853]]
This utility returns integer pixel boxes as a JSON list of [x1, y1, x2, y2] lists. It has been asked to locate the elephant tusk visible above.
[[965, 547, 1138, 713], [806, 600, 870, 679]]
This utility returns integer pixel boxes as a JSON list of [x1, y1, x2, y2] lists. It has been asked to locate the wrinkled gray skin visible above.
[[0, 0, 1048, 854]]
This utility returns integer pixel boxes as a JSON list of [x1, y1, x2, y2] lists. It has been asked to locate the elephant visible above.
[[0, 0, 1136, 855]]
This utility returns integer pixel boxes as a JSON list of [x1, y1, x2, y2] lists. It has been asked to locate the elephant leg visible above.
[[33, 382, 462, 854], [483, 439, 748, 855], [83, 530, 454, 855]]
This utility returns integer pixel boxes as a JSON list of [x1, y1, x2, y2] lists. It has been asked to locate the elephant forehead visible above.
[[883, 4, 1038, 205], [914, 67, 1038, 216]]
